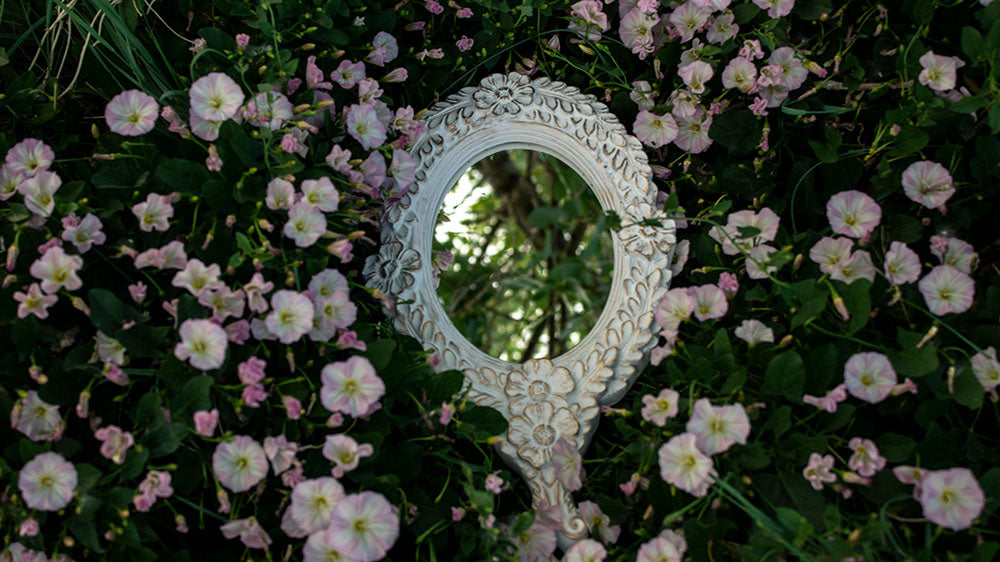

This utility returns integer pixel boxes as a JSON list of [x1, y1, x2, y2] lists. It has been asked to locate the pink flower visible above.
[[284, 200, 327, 248], [929, 236, 977, 274], [205, 144, 223, 171], [674, 111, 714, 153], [172, 258, 223, 296], [213, 436, 268, 493], [13, 282, 58, 319], [439, 402, 455, 425], [323, 434, 374, 478], [826, 190, 881, 239], [769, 46, 808, 90], [563, 539, 607, 562], [733, 319, 773, 347], [247, 91, 293, 131], [389, 149, 416, 191], [5, 138, 54, 177], [95, 425, 135, 465], [717, 272, 739, 297], [18, 517, 39, 537], [636, 537, 682, 562], [484, 472, 504, 494], [332, 60, 366, 88], [918, 51, 965, 91], [0, 164, 25, 201], [678, 61, 714, 94], [685, 399, 751, 455], [345, 103, 387, 150], [220, 516, 272, 549], [847, 437, 887, 477], [320, 356, 385, 417], [237, 357, 267, 385], [578, 500, 620, 544], [918, 468, 985, 531], [894, 465, 928, 498], [301, 177, 340, 212], [266, 290, 315, 344], [568, 1, 610, 41], [61, 212, 106, 253], [18, 452, 77, 511], [174, 319, 228, 371], [710, 208, 780, 255], [706, 12, 738, 44], [456, 35, 474, 52], [189, 72, 245, 121], [18, 169, 60, 217], [235, 33, 250, 50], [283, 395, 304, 419], [29, 245, 83, 295], [641, 388, 680, 427], [830, 250, 876, 284], [884, 241, 921, 285], [971, 347, 1000, 392], [619, 8, 659, 59], [244, 272, 274, 313], [722, 57, 757, 93], [918, 265, 975, 316], [633, 111, 679, 149], [669, 2, 711, 42], [289, 477, 345, 536], [265, 177, 296, 210], [105, 90, 159, 136], [658, 433, 717, 497], [655, 287, 694, 333], [843, 352, 898, 404], [327, 491, 400, 562], [132, 192, 174, 232], [689, 284, 728, 321], [263, 435, 299, 475], [752, 0, 795, 18], [901, 160, 954, 210], [551, 438, 585, 491], [802, 453, 836, 490], [193, 408, 219, 437], [513, 519, 558, 562], [802, 384, 848, 413]]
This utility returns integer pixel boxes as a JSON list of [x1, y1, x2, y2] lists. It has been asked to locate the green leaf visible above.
[[173, 375, 214, 416], [156, 158, 209, 193], [990, 104, 1000, 135], [89, 288, 144, 335], [202, 180, 232, 210], [68, 516, 104, 553], [762, 351, 806, 401], [950, 95, 988, 114], [528, 206, 567, 228], [364, 339, 396, 371], [794, 0, 833, 20], [427, 370, 466, 403], [889, 328, 939, 378], [461, 406, 508, 437], [840, 279, 871, 336], [889, 126, 929, 155], [962, 26, 986, 62], [145, 422, 188, 458], [953, 363, 984, 409], [708, 110, 762, 155], [877, 433, 916, 462], [808, 139, 838, 163]]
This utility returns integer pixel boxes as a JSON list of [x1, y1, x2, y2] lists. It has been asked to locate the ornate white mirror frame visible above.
[[365, 72, 675, 547]]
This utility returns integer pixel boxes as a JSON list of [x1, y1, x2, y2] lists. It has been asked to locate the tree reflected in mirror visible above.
[[434, 150, 613, 362]]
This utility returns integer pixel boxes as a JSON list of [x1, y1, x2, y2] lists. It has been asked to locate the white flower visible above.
[[289, 477, 346, 536], [19, 170, 61, 217], [29, 246, 83, 294], [18, 452, 77, 511], [174, 319, 228, 371], [171, 259, 223, 296], [300, 177, 341, 212], [284, 201, 327, 248], [658, 433, 717, 497], [733, 319, 774, 347], [685, 399, 751, 455], [189, 72, 245, 121], [266, 290, 315, 344], [212, 436, 268, 493]]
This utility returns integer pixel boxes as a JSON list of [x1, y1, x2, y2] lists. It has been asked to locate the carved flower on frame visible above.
[[364, 241, 421, 296], [619, 203, 674, 258], [505, 359, 575, 413], [507, 402, 580, 468], [473, 73, 534, 115]]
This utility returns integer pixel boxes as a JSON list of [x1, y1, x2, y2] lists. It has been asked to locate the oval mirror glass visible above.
[[433, 149, 613, 362]]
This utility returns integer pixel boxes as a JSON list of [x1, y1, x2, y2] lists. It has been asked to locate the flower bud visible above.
[[833, 296, 850, 322], [916, 325, 938, 349], [779, 334, 794, 348]]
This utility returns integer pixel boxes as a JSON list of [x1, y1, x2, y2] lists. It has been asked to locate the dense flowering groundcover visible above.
[[1, 0, 998, 560]]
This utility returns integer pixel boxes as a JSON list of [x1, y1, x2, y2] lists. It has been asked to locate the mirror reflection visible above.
[[434, 150, 613, 361]]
